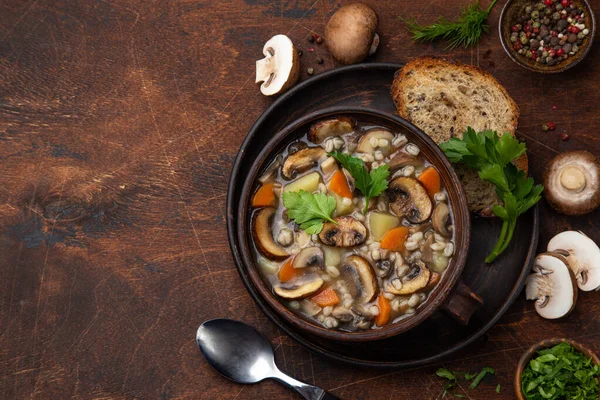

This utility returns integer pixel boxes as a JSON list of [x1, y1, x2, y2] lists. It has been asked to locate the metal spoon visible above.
[[196, 319, 339, 400]]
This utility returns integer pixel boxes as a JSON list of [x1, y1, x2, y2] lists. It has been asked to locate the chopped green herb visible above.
[[440, 128, 543, 263], [329, 152, 390, 213], [496, 384, 501, 394], [437, 368, 457, 381], [469, 367, 494, 389], [464, 371, 477, 380], [521, 342, 600, 400], [402, 0, 498, 49], [282, 190, 336, 234]]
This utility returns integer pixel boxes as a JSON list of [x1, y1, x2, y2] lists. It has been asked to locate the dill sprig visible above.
[[402, 0, 498, 49]]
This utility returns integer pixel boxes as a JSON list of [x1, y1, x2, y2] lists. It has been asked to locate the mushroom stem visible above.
[[255, 56, 275, 83]]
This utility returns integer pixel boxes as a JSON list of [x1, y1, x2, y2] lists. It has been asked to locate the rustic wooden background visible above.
[[1, 0, 599, 398]]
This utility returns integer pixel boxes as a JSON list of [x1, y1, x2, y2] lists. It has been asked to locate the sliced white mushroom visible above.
[[281, 147, 327, 180], [387, 177, 433, 223], [525, 252, 577, 319], [274, 275, 324, 299], [252, 207, 289, 260], [432, 202, 451, 237], [319, 216, 367, 247], [385, 261, 430, 295], [292, 247, 324, 269], [547, 231, 600, 291], [339, 255, 378, 303], [308, 116, 356, 144], [255, 35, 300, 96], [356, 129, 395, 156]]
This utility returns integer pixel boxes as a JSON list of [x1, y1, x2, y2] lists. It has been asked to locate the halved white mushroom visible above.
[[252, 207, 289, 260], [547, 231, 600, 291], [274, 275, 324, 299], [281, 147, 327, 180], [356, 129, 395, 156], [385, 261, 431, 295], [319, 216, 367, 247], [292, 247, 324, 269], [308, 116, 356, 144], [255, 35, 300, 96], [339, 255, 378, 303], [432, 202, 451, 237], [387, 177, 433, 223], [543, 151, 600, 215], [525, 252, 577, 319]]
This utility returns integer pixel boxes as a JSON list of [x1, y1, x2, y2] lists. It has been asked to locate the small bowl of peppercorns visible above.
[[499, 0, 595, 73]]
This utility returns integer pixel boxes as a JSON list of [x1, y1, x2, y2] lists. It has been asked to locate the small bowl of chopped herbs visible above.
[[499, 0, 596, 73], [515, 338, 600, 399]]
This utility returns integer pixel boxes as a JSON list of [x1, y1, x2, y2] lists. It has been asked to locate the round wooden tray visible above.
[[226, 63, 539, 368]]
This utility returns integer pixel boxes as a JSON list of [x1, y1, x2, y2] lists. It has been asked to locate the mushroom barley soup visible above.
[[250, 116, 455, 332]]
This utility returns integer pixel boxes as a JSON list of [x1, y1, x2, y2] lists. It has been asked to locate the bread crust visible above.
[[391, 56, 526, 216]]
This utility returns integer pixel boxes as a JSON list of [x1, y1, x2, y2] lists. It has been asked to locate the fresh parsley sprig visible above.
[[329, 152, 390, 214], [282, 190, 336, 234], [440, 128, 543, 263], [402, 0, 498, 49], [436, 367, 495, 398]]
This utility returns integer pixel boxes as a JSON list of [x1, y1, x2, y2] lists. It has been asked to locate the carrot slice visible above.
[[278, 257, 296, 283], [375, 295, 391, 326], [310, 287, 340, 307], [328, 170, 353, 199], [380, 226, 409, 252], [418, 167, 441, 196], [252, 183, 277, 208]]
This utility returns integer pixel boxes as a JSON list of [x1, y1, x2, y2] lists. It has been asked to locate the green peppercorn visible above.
[[542, 124, 549, 131], [525, 5, 532, 13], [531, 10, 540, 19], [526, 51, 533, 58], [545, 8, 552, 15], [572, 44, 579, 52], [533, 22, 541, 28], [515, 23, 522, 30], [577, 32, 585, 39], [521, 36, 529, 45], [542, 50, 549, 57], [537, 2, 545, 11], [307, 67, 314, 75]]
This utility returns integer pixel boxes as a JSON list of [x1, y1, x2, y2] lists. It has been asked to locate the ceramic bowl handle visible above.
[[441, 280, 483, 325]]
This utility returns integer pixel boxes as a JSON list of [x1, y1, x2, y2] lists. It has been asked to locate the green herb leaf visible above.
[[440, 128, 544, 263], [329, 152, 390, 213], [521, 342, 600, 400], [496, 384, 501, 393], [282, 190, 336, 234], [437, 368, 457, 381], [469, 367, 494, 389], [402, 0, 498, 49]]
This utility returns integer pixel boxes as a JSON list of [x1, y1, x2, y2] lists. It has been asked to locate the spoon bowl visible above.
[[196, 319, 339, 400]]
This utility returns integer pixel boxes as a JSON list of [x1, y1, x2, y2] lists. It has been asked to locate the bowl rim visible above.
[[514, 338, 600, 399], [235, 106, 471, 342], [498, 0, 596, 73]]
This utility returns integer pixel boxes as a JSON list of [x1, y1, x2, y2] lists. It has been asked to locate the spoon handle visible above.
[[272, 369, 340, 400]]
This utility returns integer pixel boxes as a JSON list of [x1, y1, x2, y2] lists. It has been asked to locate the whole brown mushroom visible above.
[[325, 3, 379, 65], [543, 151, 600, 215]]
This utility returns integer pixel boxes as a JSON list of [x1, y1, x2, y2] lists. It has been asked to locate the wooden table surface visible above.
[[1, 0, 599, 398]]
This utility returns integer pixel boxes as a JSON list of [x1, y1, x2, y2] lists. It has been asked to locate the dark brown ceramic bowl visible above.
[[236, 106, 480, 342], [515, 338, 600, 399], [499, 0, 595, 73]]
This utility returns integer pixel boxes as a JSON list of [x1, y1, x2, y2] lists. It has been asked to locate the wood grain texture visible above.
[[0, 0, 598, 399]]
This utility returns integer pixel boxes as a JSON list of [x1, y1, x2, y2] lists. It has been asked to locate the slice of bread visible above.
[[391, 56, 526, 216]]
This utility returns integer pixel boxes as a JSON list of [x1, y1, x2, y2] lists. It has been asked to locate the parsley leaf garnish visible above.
[[436, 366, 496, 398], [329, 152, 390, 213], [469, 367, 494, 389], [521, 342, 600, 400], [440, 128, 543, 263], [282, 190, 336, 234]]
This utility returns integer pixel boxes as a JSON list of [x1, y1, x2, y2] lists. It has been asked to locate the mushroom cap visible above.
[[525, 252, 577, 319], [356, 128, 395, 155], [319, 216, 367, 247], [543, 150, 600, 215], [340, 255, 378, 303], [255, 34, 300, 96], [308, 116, 356, 144], [547, 230, 600, 291], [281, 147, 327, 180], [325, 3, 378, 65], [274, 275, 324, 299], [387, 177, 433, 223], [252, 207, 289, 260]]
